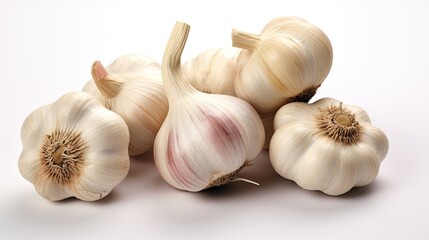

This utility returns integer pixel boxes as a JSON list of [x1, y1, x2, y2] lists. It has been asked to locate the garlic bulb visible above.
[[154, 22, 265, 192], [83, 54, 168, 156], [181, 48, 240, 95], [232, 16, 333, 113], [261, 16, 310, 35], [18, 92, 130, 201], [269, 98, 389, 196]]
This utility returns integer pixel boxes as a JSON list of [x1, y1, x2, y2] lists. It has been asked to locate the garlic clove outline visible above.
[[83, 54, 168, 156], [269, 98, 389, 196], [18, 92, 130, 201], [181, 47, 241, 96], [154, 22, 265, 192]]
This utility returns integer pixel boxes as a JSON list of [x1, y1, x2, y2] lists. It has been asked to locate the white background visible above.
[[1, 0, 428, 239]]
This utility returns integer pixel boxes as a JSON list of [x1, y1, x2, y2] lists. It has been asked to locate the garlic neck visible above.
[[162, 22, 196, 101], [318, 104, 361, 144], [231, 29, 262, 51], [91, 61, 123, 98]]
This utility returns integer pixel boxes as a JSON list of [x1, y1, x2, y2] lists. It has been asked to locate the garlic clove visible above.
[[269, 97, 389, 196], [232, 16, 333, 113], [83, 54, 168, 156], [154, 22, 265, 192], [18, 92, 130, 201], [181, 48, 241, 96]]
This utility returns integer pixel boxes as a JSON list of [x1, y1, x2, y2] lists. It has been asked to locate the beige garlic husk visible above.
[[181, 48, 241, 95], [232, 16, 333, 113], [269, 98, 389, 196], [83, 54, 168, 156], [18, 92, 130, 201], [154, 22, 265, 192]]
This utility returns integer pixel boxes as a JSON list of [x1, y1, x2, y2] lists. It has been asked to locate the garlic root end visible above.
[[206, 160, 257, 189]]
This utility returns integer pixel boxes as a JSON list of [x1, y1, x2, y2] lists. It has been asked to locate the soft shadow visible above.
[[285, 178, 384, 201], [337, 179, 384, 199], [124, 150, 154, 180], [4, 190, 101, 227], [111, 149, 170, 200], [200, 180, 261, 197], [40, 187, 120, 205], [92, 190, 119, 205]]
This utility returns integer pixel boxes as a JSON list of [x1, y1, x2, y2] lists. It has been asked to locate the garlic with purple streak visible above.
[[154, 22, 265, 192]]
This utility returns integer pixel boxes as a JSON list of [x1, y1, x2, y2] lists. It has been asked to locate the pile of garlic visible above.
[[18, 16, 389, 201]]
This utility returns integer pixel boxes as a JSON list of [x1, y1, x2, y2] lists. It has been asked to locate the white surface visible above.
[[1, 0, 428, 239]]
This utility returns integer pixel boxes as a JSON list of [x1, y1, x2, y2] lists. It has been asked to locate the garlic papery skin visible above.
[[18, 92, 130, 201], [83, 54, 168, 156], [261, 16, 310, 35], [269, 98, 389, 196], [181, 48, 240, 96], [154, 22, 265, 192], [232, 16, 333, 113]]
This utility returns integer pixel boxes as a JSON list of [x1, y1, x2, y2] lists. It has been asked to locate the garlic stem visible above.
[[91, 61, 123, 98], [231, 29, 262, 51], [162, 22, 195, 100]]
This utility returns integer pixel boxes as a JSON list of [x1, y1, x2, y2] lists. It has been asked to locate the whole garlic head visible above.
[[154, 22, 265, 192], [18, 92, 130, 201], [232, 16, 333, 113], [269, 98, 389, 196], [181, 48, 240, 96], [83, 54, 168, 156]]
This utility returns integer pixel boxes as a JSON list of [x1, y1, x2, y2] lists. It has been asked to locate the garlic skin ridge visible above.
[[18, 92, 130, 201], [154, 22, 265, 192], [181, 47, 241, 96], [232, 16, 333, 113], [269, 98, 389, 196], [83, 54, 168, 156]]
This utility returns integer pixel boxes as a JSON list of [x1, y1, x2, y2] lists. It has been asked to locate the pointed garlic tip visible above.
[[231, 29, 261, 51], [91, 60, 123, 98], [161, 21, 196, 100], [84, 54, 168, 156]]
